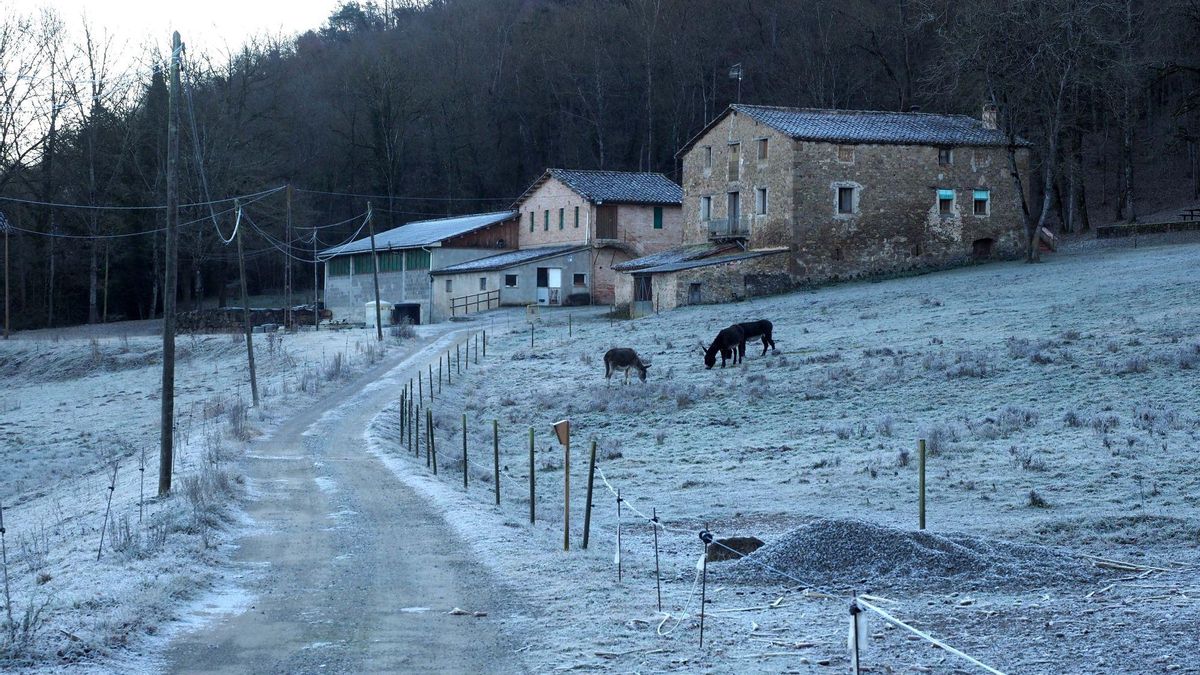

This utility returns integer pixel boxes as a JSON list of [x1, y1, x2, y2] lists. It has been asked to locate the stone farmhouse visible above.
[[320, 210, 518, 325], [615, 103, 1029, 314], [430, 168, 683, 318]]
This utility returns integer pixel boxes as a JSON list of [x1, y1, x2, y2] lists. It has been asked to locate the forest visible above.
[[0, 0, 1197, 329]]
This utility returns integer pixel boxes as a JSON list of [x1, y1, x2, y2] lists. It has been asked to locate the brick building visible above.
[[511, 168, 683, 305], [320, 211, 517, 325], [615, 103, 1029, 313]]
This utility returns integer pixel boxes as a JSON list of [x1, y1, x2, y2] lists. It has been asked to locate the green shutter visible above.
[[544, 209, 549, 231], [653, 207, 663, 229], [529, 211, 534, 232], [574, 206, 580, 228], [558, 208, 564, 230], [937, 189, 955, 201], [404, 249, 429, 270], [973, 189, 990, 201], [327, 257, 351, 277]]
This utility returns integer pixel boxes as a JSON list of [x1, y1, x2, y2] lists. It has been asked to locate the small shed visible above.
[[429, 244, 591, 321]]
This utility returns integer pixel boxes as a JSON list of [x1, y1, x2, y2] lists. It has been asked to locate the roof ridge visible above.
[[733, 103, 979, 120]]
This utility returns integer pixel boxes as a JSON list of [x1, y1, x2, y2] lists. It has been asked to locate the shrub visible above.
[[1063, 410, 1083, 428], [1027, 490, 1050, 508], [1009, 446, 1047, 472], [874, 414, 895, 437], [946, 350, 995, 378], [922, 422, 962, 456], [1118, 355, 1149, 374]]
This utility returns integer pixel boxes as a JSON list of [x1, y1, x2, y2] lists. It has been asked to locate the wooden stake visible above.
[[582, 440, 597, 549], [0, 502, 11, 629], [456, 343, 461, 374], [700, 526, 710, 647], [138, 446, 146, 523], [850, 593, 865, 675], [438, 358, 443, 392], [462, 413, 468, 489], [429, 407, 437, 475], [652, 508, 662, 611], [418, 370, 424, 405], [569, 313, 572, 337], [493, 419, 500, 505], [474, 333, 479, 364], [483, 330, 487, 356], [529, 427, 535, 524], [447, 349, 452, 384], [918, 438, 927, 530], [530, 322, 534, 348], [97, 462, 119, 561], [429, 364, 434, 400], [399, 390, 406, 438]]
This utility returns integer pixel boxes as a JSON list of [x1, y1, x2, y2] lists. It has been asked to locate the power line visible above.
[[294, 187, 513, 202], [0, 185, 285, 212]]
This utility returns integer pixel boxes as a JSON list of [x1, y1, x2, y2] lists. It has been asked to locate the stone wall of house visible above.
[[518, 178, 596, 248], [680, 111, 795, 248], [662, 253, 792, 311], [790, 141, 1028, 282]]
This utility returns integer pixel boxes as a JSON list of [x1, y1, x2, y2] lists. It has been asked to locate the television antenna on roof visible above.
[[729, 63, 743, 103]]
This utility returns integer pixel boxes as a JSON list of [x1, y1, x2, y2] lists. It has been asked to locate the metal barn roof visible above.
[[431, 244, 589, 275], [320, 210, 516, 257]]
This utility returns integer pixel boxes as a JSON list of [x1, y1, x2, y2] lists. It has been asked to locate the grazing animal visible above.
[[736, 320, 776, 356], [703, 324, 746, 369], [604, 348, 651, 384]]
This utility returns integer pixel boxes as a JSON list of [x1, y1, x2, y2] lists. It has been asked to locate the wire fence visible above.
[[379, 313, 1014, 674]]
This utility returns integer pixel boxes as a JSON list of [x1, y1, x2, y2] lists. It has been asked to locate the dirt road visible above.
[[164, 329, 521, 674]]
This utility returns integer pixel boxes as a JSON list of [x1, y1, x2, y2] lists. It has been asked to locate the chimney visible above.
[[982, 103, 999, 130]]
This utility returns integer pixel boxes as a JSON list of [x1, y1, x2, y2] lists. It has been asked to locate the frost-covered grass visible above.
[[371, 240, 1200, 674], [0, 326, 413, 667]]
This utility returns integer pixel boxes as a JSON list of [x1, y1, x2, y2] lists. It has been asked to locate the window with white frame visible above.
[[973, 189, 990, 216], [573, 273, 586, 287], [700, 196, 712, 221], [445, 279, 453, 293], [754, 187, 768, 215]]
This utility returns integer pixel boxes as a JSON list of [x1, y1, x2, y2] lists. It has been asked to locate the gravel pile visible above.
[[719, 518, 1098, 590]]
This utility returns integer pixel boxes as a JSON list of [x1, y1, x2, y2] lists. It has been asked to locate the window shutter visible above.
[[653, 207, 663, 229]]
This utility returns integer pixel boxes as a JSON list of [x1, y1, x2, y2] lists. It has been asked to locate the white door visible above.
[[547, 268, 562, 305]]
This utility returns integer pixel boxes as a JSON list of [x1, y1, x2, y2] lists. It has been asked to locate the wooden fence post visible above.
[[429, 407, 437, 475], [528, 427, 535, 524], [582, 440, 597, 550], [429, 364, 434, 400], [462, 413, 468, 489], [483, 330, 487, 356], [919, 438, 927, 530], [493, 419, 500, 505]]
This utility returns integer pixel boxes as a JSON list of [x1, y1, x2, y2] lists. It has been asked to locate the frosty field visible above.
[[1, 238, 1197, 673], [367, 238, 1199, 674]]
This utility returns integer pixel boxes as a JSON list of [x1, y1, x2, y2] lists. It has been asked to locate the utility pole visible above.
[[159, 31, 181, 496], [284, 183, 292, 329], [312, 226, 319, 331], [235, 201, 260, 406], [2, 211, 9, 339], [367, 202, 383, 341]]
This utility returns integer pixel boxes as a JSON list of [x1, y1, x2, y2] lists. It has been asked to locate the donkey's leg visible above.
[[760, 335, 770, 355]]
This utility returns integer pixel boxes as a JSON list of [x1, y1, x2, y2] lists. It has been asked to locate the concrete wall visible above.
[[323, 247, 504, 324], [429, 251, 593, 322], [680, 112, 795, 248], [790, 141, 1027, 282]]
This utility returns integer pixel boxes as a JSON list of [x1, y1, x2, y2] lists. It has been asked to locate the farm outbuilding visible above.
[[613, 245, 790, 316], [428, 244, 591, 322], [320, 210, 518, 325]]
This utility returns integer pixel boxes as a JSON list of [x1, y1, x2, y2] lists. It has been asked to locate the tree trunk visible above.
[[88, 238, 99, 324]]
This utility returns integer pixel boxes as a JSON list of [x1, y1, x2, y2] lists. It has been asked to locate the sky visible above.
[[6, 0, 340, 68]]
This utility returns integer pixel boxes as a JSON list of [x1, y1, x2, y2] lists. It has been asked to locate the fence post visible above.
[[850, 593, 866, 675], [483, 330, 487, 357], [582, 440, 597, 549], [569, 313, 572, 337], [400, 390, 406, 439], [699, 526, 712, 647], [462, 413, 468, 489], [652, 508, 662, 611], [530, 322, 534, 348], [528, 427, 535, 524], [429, 407, 437, 475], [418, 370, 424, 404], [474, 333, 479, 365], [447, 349, 452, 385], [616, 489, 623, 582], [438, 358, 443, 393], [493, 420, 500, 505], [918, 438, 927, 530], [457, 344, 461, 374], [429, 364, 434, 400]]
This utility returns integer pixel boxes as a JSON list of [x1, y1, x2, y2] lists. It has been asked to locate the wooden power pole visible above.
[[367, 203, 383, 341], [235, 200, 260, 406], [2, 213, 9, 339], [159, 31, 181, 496], [312, 226, 319, 331], [284, 183, 292, 329]]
